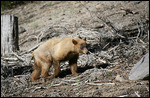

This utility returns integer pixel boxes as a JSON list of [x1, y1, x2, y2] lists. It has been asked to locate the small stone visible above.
[[115, 74, 126, 82]]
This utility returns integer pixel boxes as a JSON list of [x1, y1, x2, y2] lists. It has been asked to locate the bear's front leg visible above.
[[69, 56, 79, 76], [53, 61, 61, 77]]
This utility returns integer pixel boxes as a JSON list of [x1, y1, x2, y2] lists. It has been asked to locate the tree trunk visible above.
[[1, 15, 19, 57]]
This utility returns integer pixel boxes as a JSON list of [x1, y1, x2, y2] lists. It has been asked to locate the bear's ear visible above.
[[72, 39, 78, 45], [83, 37, 86, 41]]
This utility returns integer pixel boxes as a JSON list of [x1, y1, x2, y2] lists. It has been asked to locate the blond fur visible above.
[[30, 37, 88, 81]]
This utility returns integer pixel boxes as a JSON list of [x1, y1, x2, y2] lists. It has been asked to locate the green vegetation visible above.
[[33, 23, 39, 29], [1, 1, 32, 11]]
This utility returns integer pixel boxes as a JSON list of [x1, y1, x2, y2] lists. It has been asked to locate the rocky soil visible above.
[[1, 1, 149, 97]]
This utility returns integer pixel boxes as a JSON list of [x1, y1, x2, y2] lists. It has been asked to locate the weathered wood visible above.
[[129, 53, 149, 80], [1, 15, 19, 57]]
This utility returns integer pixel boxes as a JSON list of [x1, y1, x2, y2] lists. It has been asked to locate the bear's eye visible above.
[[80, 43, 86, 50]]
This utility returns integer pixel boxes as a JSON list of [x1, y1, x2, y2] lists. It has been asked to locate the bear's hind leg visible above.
[[41, 61, 52, 79], [31, 62, 41, 81]]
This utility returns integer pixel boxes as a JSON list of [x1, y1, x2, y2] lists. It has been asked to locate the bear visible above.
[[30, 37, 88, 81]]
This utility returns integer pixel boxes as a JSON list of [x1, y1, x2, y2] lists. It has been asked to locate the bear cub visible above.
[[30, 37, 88, 81]]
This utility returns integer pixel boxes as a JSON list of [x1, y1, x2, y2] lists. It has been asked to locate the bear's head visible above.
[[72, 37, 88, 54]]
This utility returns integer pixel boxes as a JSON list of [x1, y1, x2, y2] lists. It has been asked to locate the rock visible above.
[[129, 53, 149, 80], [115, 74, 126, 82], [96, 4, 101, 9]]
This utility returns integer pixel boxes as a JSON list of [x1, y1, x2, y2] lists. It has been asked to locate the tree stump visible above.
[[1, 15, 19, 57]]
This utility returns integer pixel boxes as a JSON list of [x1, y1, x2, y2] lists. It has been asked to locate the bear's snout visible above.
[[83, 48, 88, 54]]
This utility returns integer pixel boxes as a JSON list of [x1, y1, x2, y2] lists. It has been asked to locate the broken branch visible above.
[[87, 82, 115, 86]]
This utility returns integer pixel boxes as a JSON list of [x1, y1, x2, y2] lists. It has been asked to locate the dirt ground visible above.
[[1, 1, 149, 97]]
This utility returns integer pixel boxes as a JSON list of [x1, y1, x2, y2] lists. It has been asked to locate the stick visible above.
[[28, 42, 43, 52], [14, 74, 29, 78], [134, 91, 140, 97], [63, 79, 80, 82], [138, 38, 145, 44], [117, 33, 126, 38], [118, 95, 128, 97], [87, 82, 115, 86], [20, 42, 44, 55], [136, 23, 141, 43], [97, 17, 115, 34], [103, 42, 110, 49], [51, 83, 62, 87], [108, 45, 119, 52], [11, 52, 25, 62], [1, 57, 18, 61], [19, 35, 37, 46], [97, 16, 126, 39], [32, 86, 46, 92], [37, 30, 45, 43]]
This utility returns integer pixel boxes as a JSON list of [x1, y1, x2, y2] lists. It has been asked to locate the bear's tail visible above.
[[29, 53, 34, 63]]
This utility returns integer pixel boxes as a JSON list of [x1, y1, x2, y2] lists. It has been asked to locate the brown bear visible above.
[[30, 37, 88, 81]]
